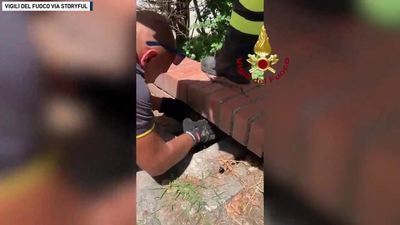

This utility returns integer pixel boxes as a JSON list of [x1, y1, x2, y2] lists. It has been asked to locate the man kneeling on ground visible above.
[[136, 10, 216, 176]]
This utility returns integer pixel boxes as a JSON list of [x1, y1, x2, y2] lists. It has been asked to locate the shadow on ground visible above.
[[136, 112, 264, 225]]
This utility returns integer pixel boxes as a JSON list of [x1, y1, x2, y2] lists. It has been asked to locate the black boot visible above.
[[201, 27, 261, 84], [200, 0, 263, 84]]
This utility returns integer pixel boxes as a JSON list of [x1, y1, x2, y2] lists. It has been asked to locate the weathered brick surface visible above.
[[147, 83, 173, 99], [154, 58, 210, 101], [231, 100, 264, 147], [247, 117, 264, 157], [219, 86, 265, 135], [186, 81, 225, 122], [193, 86, 243, 125], [167, 58, 195, 72]]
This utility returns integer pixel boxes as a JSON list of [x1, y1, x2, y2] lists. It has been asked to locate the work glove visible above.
[[159, 97, 193, 122], [183, 118, 216, 145]]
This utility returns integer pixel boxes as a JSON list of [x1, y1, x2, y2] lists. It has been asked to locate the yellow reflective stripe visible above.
[[239, 0, 264, 12], [230, 11, 264, 35], [136, 123, 155, 139], [0, 154, 56, 200]]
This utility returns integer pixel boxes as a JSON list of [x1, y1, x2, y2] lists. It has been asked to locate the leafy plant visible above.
[[139, 0, 233, 61], [182, 15, 230, 60], [181, 1, 232, 61]]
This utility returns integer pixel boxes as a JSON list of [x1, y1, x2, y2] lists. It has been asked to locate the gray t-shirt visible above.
[[136, 64, 155, 138]]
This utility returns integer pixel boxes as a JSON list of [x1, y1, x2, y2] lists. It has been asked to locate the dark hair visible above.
[[137, 10, 176, 48]]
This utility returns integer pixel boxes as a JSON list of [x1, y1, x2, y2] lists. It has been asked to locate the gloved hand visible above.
[[159, 98, 193, 122], [183, 118, 216, 145]]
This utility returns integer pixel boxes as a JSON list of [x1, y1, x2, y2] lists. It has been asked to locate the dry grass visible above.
[[141, 155, 263, 225], [220, 157, 264, 225]]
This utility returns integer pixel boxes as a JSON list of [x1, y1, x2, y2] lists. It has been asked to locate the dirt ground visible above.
[[136, 114, 264, 225]]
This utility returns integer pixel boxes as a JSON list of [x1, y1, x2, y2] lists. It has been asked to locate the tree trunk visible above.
[[193, 0, 206, 35], [174, 0, 190, 46]]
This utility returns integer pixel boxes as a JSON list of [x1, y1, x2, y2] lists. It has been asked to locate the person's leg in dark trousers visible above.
[[201, 0, 264, 84]]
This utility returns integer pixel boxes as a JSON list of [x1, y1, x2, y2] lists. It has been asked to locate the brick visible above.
[[174, 79, 197, 103], [155, 57, 269, 156], [147, 83, 173, 99], [158, 57, 262, 101], [156, 68, 207, 87], [187, 81, 224, 115], [166, 64, 204, 78], [210, 78, 259, 94], [200, 86, 245, 125], [153, 73, 178, 97], [231, 99, 264, 146], [186, 84, 237, 124], [167, 58, 197, 72], [155, 68, 209, 100], [219, 86, 266, 135], [160, 63, 210, 101], [247, 117, 264, 157]]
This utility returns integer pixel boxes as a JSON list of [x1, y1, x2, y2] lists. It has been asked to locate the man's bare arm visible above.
[[137, 131, 194, 176]]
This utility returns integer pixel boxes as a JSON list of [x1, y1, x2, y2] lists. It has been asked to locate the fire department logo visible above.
[[247, 25, 279, 84]]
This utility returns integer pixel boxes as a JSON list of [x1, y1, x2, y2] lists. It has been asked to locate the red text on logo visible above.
[[236, 57, 251, 81], [266, 57, 290, 84]]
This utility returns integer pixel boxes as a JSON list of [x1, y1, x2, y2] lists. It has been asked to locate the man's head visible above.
[[136, 10, 176, 83]]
